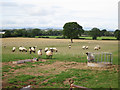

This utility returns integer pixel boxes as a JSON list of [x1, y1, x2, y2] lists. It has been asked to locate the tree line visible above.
[[2, 28, 63, 38], [2, 22, 120, 41]]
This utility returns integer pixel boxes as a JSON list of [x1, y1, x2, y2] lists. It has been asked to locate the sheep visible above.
[[82, 46, 86, 50], [19, 46, 23, 52], [94, 46, 99, 50], [19, 46, 27, 52], [46, 49, 54, 59], [97, 45, 101, 49], [38, 49, 42, 56], [53, 48, 58, 52], [86, 46, 89, 49], [31, 46, 36, 53], [86, 52, 95, 62], [68, 44, 71, 49], [22, 47, 27, 52], [45, 47, 48, 52], [12, 47, 16, 52], [29, 47, 32, 54], [37, 49, 42, 61]]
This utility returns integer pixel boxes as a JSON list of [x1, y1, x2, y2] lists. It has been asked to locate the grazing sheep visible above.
[[86, 52, 95, 62], [97, 45, 101, 49], [46, 49, 54, 59], [12, 47, 16, 52], [38, 49, 42, 56], [94, 46, 99, 50], [31, 46, 36, 53], [53, 48, 58, 52], [19, 46, 27, 52], [68, 44, 71, 49], [82, 46, 86, 50], [86, 46, 89, 49], [29, 47, 32, 54], [38, 49, 42, 61]]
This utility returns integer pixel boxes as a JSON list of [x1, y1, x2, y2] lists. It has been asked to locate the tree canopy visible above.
[[90, 28, 101, 40], [63, 22, 84, 43], [114, 29, 120, 40]]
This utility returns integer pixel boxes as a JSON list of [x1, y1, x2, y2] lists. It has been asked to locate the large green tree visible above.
[[63, 22, 84, 43], [90, 28, 101, 40], [114, 29, 120, 40]]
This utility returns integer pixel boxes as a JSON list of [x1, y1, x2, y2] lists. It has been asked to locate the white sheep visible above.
[[46, 49, 54, 59], [82, 46, 86, 50], [86, 46, 89, 49], [68, 44, 71, 49], [12, 47, 16, 52], [19, 46, 27, 52], [86, 52, 94, 62], [37, 49, 42, 61], [97, 45, 101, 49], [38, 49, 42, 56], [53, 47, 58, 52], [94, 46, 99, 50], [31, 46, 36, 53]]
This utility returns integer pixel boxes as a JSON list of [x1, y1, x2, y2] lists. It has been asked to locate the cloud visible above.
[[0, 0, 119, 30]]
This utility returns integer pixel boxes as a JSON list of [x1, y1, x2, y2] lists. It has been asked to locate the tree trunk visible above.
[[71, 38, 73, 43]]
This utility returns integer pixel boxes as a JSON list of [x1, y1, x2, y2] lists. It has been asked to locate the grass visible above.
[[2, 38, 119, 88], [35, 36, 117, 40]]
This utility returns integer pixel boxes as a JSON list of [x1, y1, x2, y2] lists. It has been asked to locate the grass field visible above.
[[35, 36, 117, 40], [2, 38, 119, 89]]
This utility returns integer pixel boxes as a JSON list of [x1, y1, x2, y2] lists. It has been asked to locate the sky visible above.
[[0, 0, 119, 30]]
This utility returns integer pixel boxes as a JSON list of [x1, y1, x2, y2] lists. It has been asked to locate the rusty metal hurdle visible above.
[[69, 79, 92, 90]]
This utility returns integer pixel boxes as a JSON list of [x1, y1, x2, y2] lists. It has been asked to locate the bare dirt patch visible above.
[[3, 60, 118, 77]]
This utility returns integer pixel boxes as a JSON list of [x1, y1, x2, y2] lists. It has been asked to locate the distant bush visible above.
[[56, 37, 65, 39]]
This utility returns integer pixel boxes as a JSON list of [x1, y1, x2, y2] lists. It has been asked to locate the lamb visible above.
[[86, 52, 94, 62], [12, 47, 16, 52], [46, 49, 54, 59]]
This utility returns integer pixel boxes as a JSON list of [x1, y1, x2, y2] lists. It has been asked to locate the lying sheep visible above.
[[19, 46, 27, 52], [12, 47, 16, 52], [86, 52, 94, 62]]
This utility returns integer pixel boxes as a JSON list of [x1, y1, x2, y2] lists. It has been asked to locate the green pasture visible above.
[[35, 36, 117, 40], [2, 38, 119, 89]]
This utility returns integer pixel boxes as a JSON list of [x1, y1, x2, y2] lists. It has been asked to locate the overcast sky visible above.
[[0, 0, 119, 30]]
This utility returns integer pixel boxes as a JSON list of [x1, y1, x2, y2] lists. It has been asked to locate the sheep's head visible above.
[[50, 49, 54, 52], [29, 47, 31, 49], [86, 52, 88, 55]]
